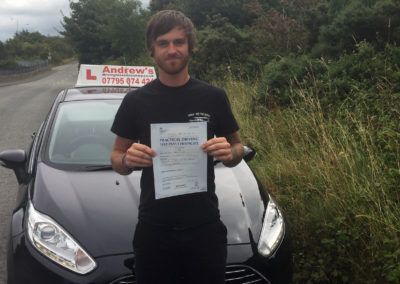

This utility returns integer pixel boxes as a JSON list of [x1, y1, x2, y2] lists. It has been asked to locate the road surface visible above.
[[0, 63, 78, 283]]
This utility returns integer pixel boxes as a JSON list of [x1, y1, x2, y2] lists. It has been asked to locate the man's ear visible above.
[[149, 43, 155, 57]]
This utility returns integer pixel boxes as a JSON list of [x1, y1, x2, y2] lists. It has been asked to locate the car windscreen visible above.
[[46, 100, 120, 170]]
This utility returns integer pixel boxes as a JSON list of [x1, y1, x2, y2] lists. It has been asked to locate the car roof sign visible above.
[[76, 64, 157, 87]]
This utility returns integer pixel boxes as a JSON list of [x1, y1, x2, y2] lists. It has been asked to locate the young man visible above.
[[110, 10, 244, 284]]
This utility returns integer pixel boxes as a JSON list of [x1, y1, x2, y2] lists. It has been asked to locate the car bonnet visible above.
[[31, 161, 264, 258], [32, 162, 140, 257]]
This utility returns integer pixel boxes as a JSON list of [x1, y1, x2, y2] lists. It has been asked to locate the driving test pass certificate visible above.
[[151, 122, 207, 199]]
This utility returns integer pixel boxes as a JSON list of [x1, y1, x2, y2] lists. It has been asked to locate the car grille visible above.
[[225, 265, 271, 284], [110, 265, 270, 284], [109, 275, 136, 284]]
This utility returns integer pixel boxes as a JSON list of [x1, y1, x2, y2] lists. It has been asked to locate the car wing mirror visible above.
[[213, 145, 257, 166], [243, 145, 256, 162], [0, 149, 28, 184]]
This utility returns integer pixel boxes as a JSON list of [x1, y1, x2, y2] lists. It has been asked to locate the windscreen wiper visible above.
[[84, 165, 113, 171]]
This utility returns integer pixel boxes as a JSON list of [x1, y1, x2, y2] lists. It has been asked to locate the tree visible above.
[[149, 0, 178, 12], [312, 0, 400, 57], [62, 0, 147, 64], [191, 15, 257, 80], [44, 36, 75, 64], [0, 30, 74, 68], [251, 9, 308, 55], [150, 0, 255, 28], [0, 41, 6, 60], [4, 30, 48, 60]]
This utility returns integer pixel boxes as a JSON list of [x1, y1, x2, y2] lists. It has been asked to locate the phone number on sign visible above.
[[101, 77, 154, 85]]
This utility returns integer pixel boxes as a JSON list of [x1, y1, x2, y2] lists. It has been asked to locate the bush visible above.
[[312, 0, 400, 57], [222, 77, 400, 283], [257, 54, 325, 106], [257, 42, 400, 108], [0, 59, 18, 69], [191, 15, 258, 82]]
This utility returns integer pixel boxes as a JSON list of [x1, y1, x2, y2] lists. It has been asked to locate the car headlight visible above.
[[26, 201, 97, 274], [257, 196, 285, 257]]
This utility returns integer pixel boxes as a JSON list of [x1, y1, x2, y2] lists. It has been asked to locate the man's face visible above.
[[152, 27, 189, 75]]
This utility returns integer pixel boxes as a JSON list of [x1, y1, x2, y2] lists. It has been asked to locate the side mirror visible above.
[[0, 149, 28, 184], [243, 146, 256, 162], [213, 145, 257, 166]]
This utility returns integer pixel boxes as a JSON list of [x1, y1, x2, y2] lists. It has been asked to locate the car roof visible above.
[[62, 87, 135, 102]]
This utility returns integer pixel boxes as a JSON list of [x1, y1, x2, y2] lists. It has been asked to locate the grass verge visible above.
[[222, 78, 400, 283]]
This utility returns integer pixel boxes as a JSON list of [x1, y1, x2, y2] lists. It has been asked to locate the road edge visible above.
[[0, 67, 55, 88]]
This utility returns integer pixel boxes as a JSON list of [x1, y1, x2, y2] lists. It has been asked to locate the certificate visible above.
[[151, 122, 207, 199]]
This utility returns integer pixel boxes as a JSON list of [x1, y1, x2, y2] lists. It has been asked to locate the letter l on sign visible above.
[[86, 69, 97, 80]]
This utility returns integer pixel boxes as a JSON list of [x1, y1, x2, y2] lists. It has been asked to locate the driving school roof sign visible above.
[[76, 64, 157, 87]]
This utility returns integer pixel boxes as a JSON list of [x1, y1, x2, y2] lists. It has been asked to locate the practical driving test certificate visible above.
[[151, 122, 207, 199]]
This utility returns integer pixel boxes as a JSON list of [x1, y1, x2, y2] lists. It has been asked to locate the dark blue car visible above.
[[1, 86, 292, 283]]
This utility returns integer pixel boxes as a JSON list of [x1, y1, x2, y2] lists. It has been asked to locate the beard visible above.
[[154, 54, 189, 75]]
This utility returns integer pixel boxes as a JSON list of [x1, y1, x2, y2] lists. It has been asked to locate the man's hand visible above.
[[201, 137, 232, 162], [111, 136, 156, 175], [125, 143, 157, 168], [201, 132, 244, 167]]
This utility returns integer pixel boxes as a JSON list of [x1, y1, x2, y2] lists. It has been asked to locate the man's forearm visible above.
[[223, 142, 244, 168]]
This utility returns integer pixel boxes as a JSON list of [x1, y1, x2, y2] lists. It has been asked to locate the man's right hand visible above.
[[125, 143, 157, 168], [111, 136, 156, 175]]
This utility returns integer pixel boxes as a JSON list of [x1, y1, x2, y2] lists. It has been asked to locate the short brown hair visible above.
[[146, 10, 197, 55]]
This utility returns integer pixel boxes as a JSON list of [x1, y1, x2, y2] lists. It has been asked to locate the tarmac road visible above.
[[0, 63, 78, 284]]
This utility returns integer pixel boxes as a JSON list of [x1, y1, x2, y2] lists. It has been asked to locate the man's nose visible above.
[[167, 43, 178, 54]]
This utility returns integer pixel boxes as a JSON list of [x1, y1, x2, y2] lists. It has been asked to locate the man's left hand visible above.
[[201, 137, 233, 162]]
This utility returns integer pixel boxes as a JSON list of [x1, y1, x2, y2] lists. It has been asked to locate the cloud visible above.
[[0, 0, 150, 42], [0, 0, 71, 41]]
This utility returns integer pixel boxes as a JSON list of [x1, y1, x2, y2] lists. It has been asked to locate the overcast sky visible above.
[[0, 0, 150, 42]]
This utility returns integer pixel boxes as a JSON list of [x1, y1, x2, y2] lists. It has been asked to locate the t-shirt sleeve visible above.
[[215, 90, 239, 137], [111, 94, 139, 140]]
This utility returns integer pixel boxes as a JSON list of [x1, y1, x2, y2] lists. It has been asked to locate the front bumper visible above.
[[227, 227, 292, 284], [8, 229, 292, 284]]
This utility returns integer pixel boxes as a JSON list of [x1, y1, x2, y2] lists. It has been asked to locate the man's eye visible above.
[[156, 39, 187, 48], [173, 39, 186, 46], [157, 40, 169, 47]]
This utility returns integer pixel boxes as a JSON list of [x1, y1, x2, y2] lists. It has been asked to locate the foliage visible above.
[[153, 0, 400, 77], [0, 59, 18, 69], [257, 54, 324, 106], [313, 0, 400, 57], [61, 0, 400, 77], [191, 15, 257, 81], [0, 41, 5, 60], [259, 42, 400, 107], [150, 0, 255, 27], [43, 36, 75, 64], [0, 30, 74, 68], [250, 9, 309, 56], [3, 30, 48, 60], [62, 0, 148, 64], [222, 75, 400, 283]]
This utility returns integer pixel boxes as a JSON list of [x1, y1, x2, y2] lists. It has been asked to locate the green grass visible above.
[[222, 79, 400, 283]]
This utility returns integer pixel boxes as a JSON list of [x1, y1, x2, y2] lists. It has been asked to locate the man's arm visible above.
[[201, 131, 244, 168], [110, 136, 156, 175]]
